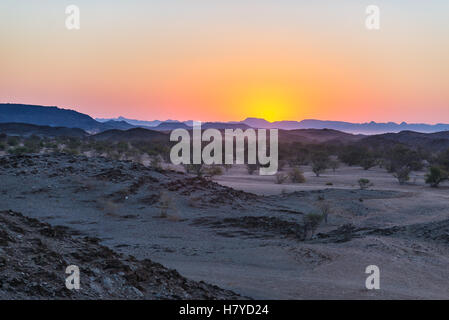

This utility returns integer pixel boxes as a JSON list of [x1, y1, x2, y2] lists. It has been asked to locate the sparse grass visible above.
[[303, 212, 324, 239], [317, 201, 331, 224]]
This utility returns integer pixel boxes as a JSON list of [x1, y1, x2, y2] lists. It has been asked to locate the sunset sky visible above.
[[1, 1, 448, 123]]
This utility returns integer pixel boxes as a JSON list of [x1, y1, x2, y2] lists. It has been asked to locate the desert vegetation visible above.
[[1, 132, 449, 190]]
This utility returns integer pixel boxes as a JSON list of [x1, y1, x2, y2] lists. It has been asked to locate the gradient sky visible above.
[[1, 1, 448, 123]]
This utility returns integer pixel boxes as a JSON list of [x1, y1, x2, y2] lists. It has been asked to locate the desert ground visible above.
[[1, 154, 448, 299]]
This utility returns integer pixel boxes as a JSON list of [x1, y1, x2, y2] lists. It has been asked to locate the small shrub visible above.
[[289, 167, 306, 183], [205, 165, 223, 178], [303, 213, 324, 238], [9, 146, 28, 155], [358, 178, 372, 190], [150, 155, 163, 169], [7, 136, 20, 147]]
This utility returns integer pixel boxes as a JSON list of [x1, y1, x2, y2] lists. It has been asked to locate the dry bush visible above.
[[393, 166, 411, 185], [204, 165, 223, 178], [183, 164, 204, 177], [275, 172, 288, 184], [289, 167, 306, 183], [150, 155, 163, 169]]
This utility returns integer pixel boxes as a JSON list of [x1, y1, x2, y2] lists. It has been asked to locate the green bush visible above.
[[425, 166, 448, 188], [7, 136, 20, 146], [10, 146, 29, 155], [358, 178, 372, 190]]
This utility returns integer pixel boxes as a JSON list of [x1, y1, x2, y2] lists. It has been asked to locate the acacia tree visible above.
[[311, 152, 330, 177]]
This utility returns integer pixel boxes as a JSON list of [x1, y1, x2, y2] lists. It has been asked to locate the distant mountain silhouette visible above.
[[3, 104, 449, 135], [279, 128, 364, 144], [201, 122, 252, 130], [151, 121, 253, 131], [360, 130, 449, 152], [91, 127, 167, 142], [0, 104, 135, 133], [96, 116, 191, 128], [96, 116, 163, 127], [0, 123, 88, 138], [242, 117, 449, 134], [152, 122, 191, 131]]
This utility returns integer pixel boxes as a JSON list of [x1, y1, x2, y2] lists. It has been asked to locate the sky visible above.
[[1, 0, 448, 123]]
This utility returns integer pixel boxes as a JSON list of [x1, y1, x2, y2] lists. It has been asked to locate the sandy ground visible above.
[[1, 154, 448, 299]]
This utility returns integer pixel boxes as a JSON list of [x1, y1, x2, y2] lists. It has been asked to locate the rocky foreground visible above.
[[1, 154, 449, 299], [0, 209, 241, 299]]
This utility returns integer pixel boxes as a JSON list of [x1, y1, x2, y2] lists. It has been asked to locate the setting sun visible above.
[[232, 85, 302, 122]]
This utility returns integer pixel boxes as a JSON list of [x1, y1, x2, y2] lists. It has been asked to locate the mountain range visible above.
[[0, 104, 132, 133], [2, 103, 449, 135], [95, 115, 449, 134], [241, 118, 449, 134], [2, 104, 449, 152]]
